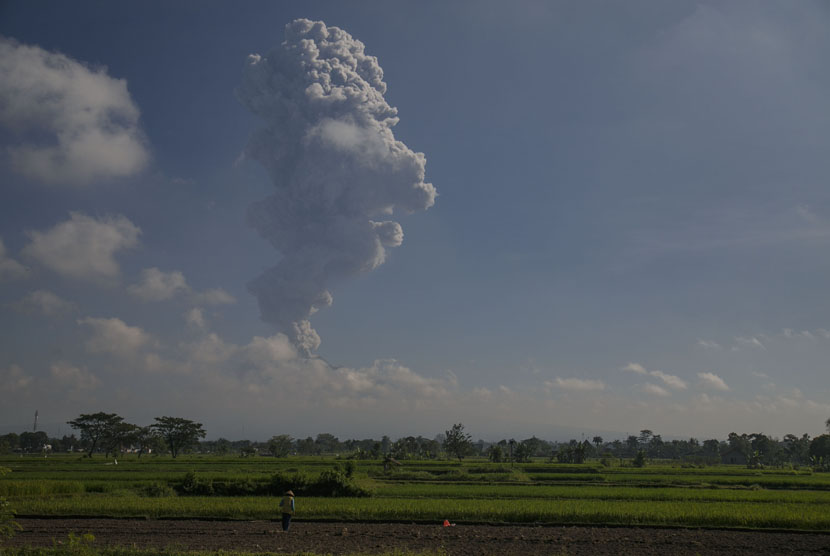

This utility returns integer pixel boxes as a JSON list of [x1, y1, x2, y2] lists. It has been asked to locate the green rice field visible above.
[[2, 455, 829, 531]]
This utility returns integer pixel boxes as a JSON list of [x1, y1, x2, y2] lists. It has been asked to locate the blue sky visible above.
[[1, 1, 829, 441]]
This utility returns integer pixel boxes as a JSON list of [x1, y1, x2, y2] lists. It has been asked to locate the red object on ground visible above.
[[443, 519, 450, 527]]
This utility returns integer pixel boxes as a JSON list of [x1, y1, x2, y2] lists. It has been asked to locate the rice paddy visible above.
[[2, 455, 829, 531]]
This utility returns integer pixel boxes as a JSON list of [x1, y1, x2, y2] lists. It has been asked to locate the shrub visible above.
[[270, 468, 369, 498], [0, 467, 21, 542], [52, 532, 96, 556], [1, 497, 22, 541], [343, 460, 356, 478], [142, 482, 176, 497], [213, 478, 258, 496], [177, 471, 214, 496], [314, 469, 370, 497], [269, 471, 310, 496]]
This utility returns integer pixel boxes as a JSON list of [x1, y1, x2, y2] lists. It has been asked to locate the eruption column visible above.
[[237, 19, 436, 354]]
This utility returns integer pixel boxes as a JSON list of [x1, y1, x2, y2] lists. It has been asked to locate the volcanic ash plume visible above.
[[237, 19, 436, 355]]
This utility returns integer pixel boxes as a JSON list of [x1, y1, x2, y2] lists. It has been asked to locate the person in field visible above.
[[279, 490, 295, 531]]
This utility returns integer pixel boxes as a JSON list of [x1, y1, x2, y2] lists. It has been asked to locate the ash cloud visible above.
[[236, 19, 436, 354]]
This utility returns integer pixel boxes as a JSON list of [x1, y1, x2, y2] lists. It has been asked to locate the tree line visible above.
[[436, 423, 830, 469], [0, 413, 205, 459], [2, 415, 829, 470], [255, 421, 830, 469]]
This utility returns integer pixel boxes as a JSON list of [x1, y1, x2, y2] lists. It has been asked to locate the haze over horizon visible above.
[[1, 1, 829, 442]]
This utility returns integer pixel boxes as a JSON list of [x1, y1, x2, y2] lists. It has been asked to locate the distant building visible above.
[[720, 447, 747, 465]]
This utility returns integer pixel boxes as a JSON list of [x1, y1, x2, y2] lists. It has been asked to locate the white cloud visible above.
[[733, 336, 766, 351], [50, 362, 99, 390], [642, 383, 671, 397], [0, 237, 27, 280], [621, 362, 647, 375], [335, 359, 451, 401], [546, 377, 606, 391], [5, 318, 829, 439], [697, 339, 721, 350], [471, 387, 493, 402], [128, 268, 188, 301], [750, 391, 830, 416], [142, 352, 191, 375], [649, 370, 688, 390], [128, 267, 235, 306], [622, 363, 686, 390], [23, 212, 140, 282], [698, 372, 730, 391], [0, 38, 149, 185], [795, 204, 819, 224], [184, 307, 206, 328], [245, 334, 298, 366], [192, 288, 235, 306], [78, 316, 150, 357], [0, 364, 32, 392], [185, 333, 239, 366], [12, 290, 76, 316], [218, 332, 456, 409], [782, 328, 815, 340]]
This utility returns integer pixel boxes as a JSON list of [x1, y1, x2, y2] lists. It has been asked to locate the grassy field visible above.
[[2, 455, 829, 530], [0, 547, 448, 556]]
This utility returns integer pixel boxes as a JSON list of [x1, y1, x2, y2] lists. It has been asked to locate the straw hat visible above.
[[285, 490, 294, 496]]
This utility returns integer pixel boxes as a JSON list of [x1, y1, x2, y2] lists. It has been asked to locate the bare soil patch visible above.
[[7, 518, 830, 555]]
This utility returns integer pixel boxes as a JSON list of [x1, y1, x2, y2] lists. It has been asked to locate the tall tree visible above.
[[487, 444, 504, 463], [520, 436, 546, 458], [809, 435, 830, 462], [625, 435, 639, 456], [133, 426, 163, 458], [101, 422, 139, 458], [151, 416, 206, 458], [647, 435, 664, 458], [314, 433, 340, 454], [727, 432, 750, 456], [513, 441, 533, 463], [18, 431, 48, 454], [0, 434, 19, 454], [702, 439, 721, 458], [268, 434, 294, 457], [214, 438, 231, 455], [295, 436, 316, 455], [67, 412, 124, 458], [443, 423, 473, 461]]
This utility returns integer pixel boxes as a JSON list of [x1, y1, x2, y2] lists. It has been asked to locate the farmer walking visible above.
[[279, 490, 295, 531]]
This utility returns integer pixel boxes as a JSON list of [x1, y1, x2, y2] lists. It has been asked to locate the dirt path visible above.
[[6, 518, 830, 555]]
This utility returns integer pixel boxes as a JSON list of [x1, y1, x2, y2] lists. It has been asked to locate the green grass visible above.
[[11, 495, 830, 530], [0, 481, 85, 497], [0, 529, 447, 556], [372, 482, 830, 504], [525, 472, 830, 489], [3, 455, 829, 531], [1, 546, 446, 556]]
